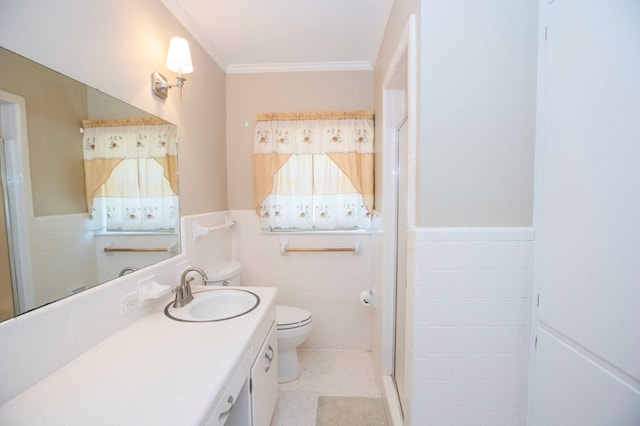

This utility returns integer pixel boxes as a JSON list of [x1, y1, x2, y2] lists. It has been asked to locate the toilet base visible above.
[[278, 348, 301, 383]]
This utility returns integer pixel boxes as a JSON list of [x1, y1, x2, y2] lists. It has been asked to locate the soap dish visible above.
[[138, 276, 171, 301]]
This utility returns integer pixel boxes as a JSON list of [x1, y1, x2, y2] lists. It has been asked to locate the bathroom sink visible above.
[[164, 289, 260, 322]]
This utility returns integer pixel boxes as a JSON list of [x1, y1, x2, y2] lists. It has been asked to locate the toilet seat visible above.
[[277, 305, 312, 330]]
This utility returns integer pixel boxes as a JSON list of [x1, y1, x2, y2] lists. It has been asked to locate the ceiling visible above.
[[161, 0, 394, 73]]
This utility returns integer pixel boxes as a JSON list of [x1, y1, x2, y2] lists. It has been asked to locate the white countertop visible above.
[[0, 286, 277, 425]]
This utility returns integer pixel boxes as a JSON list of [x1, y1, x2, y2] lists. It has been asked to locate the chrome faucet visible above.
[[172, 266, 208, 308]]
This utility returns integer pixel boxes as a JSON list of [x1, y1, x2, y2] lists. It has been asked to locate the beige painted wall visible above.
[[0, 50, 158, 217], [0, 48, 88, 216], [418, 0, 538, 226], [0, 0, 537, 224], [0, 0, 228, 216], [86, 88, 154, 120], [374, 0, 537, 227], [226, 71, 373, 210], [373, 0, 421, 214]]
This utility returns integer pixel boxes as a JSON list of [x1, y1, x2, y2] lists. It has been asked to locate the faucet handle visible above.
[[172, 285, 184, 308], [179, 277, 194, 306], [176, 267, 204, 308], [183, 277, 194, 298]]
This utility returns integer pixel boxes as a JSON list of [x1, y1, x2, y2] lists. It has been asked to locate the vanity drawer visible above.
[[203, 351, 251, 426]]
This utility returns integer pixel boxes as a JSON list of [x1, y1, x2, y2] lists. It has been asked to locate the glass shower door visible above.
[[393, 118, 409, 415]]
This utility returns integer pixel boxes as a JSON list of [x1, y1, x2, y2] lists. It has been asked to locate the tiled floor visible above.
[[269, 350, 381, 426]]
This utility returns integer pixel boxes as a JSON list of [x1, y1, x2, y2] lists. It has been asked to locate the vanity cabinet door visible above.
[[250, 323, 278, 426]]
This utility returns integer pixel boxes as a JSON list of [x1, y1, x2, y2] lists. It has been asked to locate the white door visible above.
[[530, 1, 640, 424]]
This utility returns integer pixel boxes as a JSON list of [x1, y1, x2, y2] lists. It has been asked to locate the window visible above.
[[253, 111, 374, 231], [82, 118, 178, 232]]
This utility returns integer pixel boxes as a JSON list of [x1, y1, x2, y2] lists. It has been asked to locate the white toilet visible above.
[[275, 305, 312, 382], [206, 260, 312, 383]]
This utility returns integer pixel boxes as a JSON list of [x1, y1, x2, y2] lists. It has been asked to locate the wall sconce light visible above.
[[152, 36, 193, 100]]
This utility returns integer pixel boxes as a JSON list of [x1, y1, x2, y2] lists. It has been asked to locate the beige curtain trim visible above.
[[154, 156, 179, 195], [257, 111, 373, 122], [253, 153, 292, 214], [327, 152, 374, 213], [81, 117, 171, 128], [84, 158, 124, 215]]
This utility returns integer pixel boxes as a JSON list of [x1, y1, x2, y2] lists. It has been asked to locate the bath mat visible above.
[[316, 396, 387, 426]]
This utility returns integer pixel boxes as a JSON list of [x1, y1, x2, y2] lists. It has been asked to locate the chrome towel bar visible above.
[[104, 247, 169, 253], [280, 241, 360, 255]]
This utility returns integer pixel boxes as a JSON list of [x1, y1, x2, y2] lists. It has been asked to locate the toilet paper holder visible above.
[[360, 289, 376, 307]]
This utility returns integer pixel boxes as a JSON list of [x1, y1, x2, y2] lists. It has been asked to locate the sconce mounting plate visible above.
[[151, 71, 169, 100]]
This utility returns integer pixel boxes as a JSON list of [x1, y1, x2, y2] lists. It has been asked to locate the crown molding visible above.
[[226, 61, 373, 74], [370, 0, 396, 67]]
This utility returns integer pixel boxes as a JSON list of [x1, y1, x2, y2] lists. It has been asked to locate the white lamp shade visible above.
[[166, 37, 193, 74]]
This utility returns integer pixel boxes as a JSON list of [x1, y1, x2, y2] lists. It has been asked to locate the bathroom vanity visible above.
[[0, 286, 278, 425]]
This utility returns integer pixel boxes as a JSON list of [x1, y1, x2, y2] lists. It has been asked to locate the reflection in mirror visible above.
[[0, 46, 181, 322]]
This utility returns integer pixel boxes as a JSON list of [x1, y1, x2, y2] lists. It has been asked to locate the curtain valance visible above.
[[253, 111, 374, 227], [81, 119, 178, 159], [254, 111, 373, 155], [82, 119, 178, 218]]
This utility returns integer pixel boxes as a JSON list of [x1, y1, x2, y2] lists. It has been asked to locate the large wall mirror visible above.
[[0, 46, 181, 322]]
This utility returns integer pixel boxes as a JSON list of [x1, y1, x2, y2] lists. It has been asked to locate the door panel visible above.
[[536, 0, 640, 380], [532, 330, 640, 425], [531, 0, 640, 423]]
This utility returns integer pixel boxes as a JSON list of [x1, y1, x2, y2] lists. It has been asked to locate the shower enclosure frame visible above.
[[379, 14, 417, 426], [0, 89, 35, 315]]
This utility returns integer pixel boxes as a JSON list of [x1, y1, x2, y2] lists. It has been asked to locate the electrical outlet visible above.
[[120, 291, 139, 315]]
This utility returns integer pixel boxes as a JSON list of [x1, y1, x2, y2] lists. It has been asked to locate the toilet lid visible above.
[[277, 305, 312, 330]]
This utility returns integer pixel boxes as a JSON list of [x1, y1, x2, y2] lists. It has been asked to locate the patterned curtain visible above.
[[82, 118, 179, 231], [253, 111, 373, 230]]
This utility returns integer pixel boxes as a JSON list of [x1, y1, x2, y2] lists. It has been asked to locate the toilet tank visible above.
[[205, 260, 241, 286]]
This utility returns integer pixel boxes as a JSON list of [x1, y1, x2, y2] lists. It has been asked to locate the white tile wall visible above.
[[180, 211, 233, 274], [230, 210, 374, 351], [0, 210, 533, 419], [407, 227, 534, 426], [94, 233, 179, 282], [0, 211, 372, 404], [29, 214, 98, 307], [0, 212, 230, 405], [0, 257, 181, 404]]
